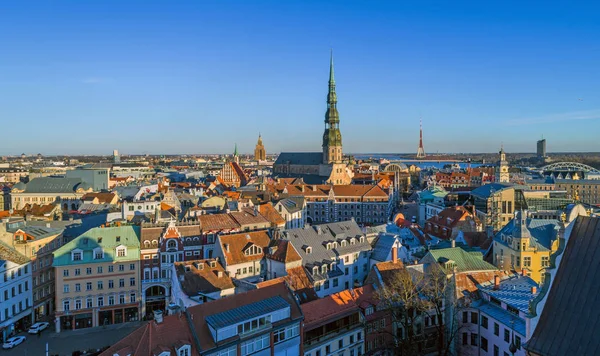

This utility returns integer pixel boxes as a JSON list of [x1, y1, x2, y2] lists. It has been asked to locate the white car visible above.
[[28, 322, 50, 334], [2, 336, 26, 349]]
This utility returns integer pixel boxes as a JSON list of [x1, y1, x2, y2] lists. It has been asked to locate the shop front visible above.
[[59, 312, 93, 331], [98, 305, 139, 327]]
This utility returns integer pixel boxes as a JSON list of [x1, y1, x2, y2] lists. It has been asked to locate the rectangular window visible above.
[[523, 257, 531, 267], [516, 336, 521, 350], [462, 332, 468, 345], [471, 312, 478, 324], [86, 282, 92, 291], [119, 264, 125, 272], [75, 283, 81, 292], [97, 266, 103, 274], [130, 293, 136, 303], [63, 285, 69, 293], [494, 323, 499, 336], [333, 278, 338, 287], [471, 333, 478, 346], [108, 296, 115, 305], [481, 337, 488, 352], [63, 270, 69, 277], [97, 281, 103, 290], [119, 279, 125, 288], [109, 280, 114, 289], [481, 315, 488, 329], [462, 311, 468, 323], [130, 277, 135, 286], [541, 256, 550, 267], [98, 296, 104, 307], [108, 265, 114, 272], [87, 298, 93, 309], [130, 263, 135, 270], [494, 345, 500, 356], [504, 329, 510, 342], [86, 267, 92, 275], [119, 294, 125, 304], [74, 268, 81, 276]]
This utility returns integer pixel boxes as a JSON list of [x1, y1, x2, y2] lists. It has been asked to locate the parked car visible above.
[[28, 322, 50, 334], [2, 336, 26, 349]]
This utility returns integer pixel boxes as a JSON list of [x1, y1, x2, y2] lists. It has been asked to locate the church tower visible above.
[[323, 50, 343, 164], [254, 134, 266, 161], [496, 145, 510, 183]]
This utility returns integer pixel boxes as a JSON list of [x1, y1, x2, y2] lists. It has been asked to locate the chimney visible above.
[[216, 270, 223, 278], [312, 185, 317, 192], [493, 275, 500, 290], [451, 239, 456, 248], [392, 246, 398, 264], [46, 222, 51, 228], [153, 310, 164, 324], [224, 243, 229, 252], [531, 286, 537, 294], [521, 269, 528, 277], [301, 185, 305, 192]]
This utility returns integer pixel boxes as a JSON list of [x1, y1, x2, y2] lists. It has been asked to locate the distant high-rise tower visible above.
[[254, 134, 266, 161], [496, 146, 510, 183], [113, 149, 120, 164], [537, 138, 547, 158], [322, 49, 343, 164], [416, 119, 426, 158]]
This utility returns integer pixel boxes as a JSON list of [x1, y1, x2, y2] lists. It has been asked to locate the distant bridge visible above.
[[540, 162, 600, 174]]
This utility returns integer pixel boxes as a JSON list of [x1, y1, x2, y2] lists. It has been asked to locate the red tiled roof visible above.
[[174, 259, 235, 295], [219, 230, 271, 265], [266, 239, 302, 263], [302, 285, 373, 328], [99, 313, 198, 356], [258, 203, 285, 227]]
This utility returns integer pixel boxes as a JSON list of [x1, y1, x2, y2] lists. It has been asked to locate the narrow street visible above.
[[2, 321, 143, 356]]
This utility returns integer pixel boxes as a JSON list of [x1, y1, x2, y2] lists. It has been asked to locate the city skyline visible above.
[[1, 1, 599, 155]]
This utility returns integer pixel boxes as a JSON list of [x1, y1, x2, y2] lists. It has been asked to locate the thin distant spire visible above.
[[329, 48, 335, 85]]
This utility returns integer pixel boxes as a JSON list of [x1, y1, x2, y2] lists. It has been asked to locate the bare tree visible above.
[[373, 264, 466, 356]]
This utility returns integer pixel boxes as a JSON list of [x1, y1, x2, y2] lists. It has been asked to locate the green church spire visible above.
[[323, 50, 342, 164]]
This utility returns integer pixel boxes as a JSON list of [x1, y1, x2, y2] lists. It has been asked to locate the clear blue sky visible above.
[[1, 1, 599, 155]]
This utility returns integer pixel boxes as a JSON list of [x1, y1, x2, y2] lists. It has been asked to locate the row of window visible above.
[[3, 265, 29, 282], [236, 265, 261, 276], [33, 285, 53, 302], [63, 278, 136, 293], [62, 293, 136, 311], [33, 271, 53, 287], [1, 298, 30, 322], [462, 332, 521, 355], [308, 332, 363, 356], [63, 263, 134, 277], [1, 282, 30, 302]]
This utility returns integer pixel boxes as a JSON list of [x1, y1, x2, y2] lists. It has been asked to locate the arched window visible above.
[[144, 241, 150, 248], [167, 240, 177, 250], [152, 240, 158, 247]]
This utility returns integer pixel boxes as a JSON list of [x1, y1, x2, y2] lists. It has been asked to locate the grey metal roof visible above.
[[479, 274, 539, 314], [494, 216, 560, 252], [278, 197, 305, 214], [205, 295, 290, 329], [273, 173, 327, 185], [475, 301, 526, 336], [15, 226, 62, 240], [526, 216, 600, 356], [284, 220, 371, 271], [470, 183, 514, 199], [22, 177, 83, 193], [371, 233, 399, 262], [274, 152, 323, 166]]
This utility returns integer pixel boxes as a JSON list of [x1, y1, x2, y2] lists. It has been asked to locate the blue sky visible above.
[[1, 1, 599, 155]]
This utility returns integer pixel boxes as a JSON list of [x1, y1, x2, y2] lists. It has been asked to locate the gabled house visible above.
[[170, 259, 235, 308], [215, 230, 271, 281]]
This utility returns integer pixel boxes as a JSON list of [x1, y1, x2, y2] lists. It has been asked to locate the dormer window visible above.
[[71, 249, 83, 261], [313, 266, 318, 275], [244, 245, 262, 256], [177, 345, 191, 356], [93, 247, 104, 260], [97, 237, 102, 243], [167, 240, 177, 250], [305, 247, 312, 254], [116, 246, 127, 258], [360, 236, 365, 243], [341, 240, 347, 247], [365, 306, 374, 315], [116, 236, 121, 243], [321, 265, 328, 274]]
